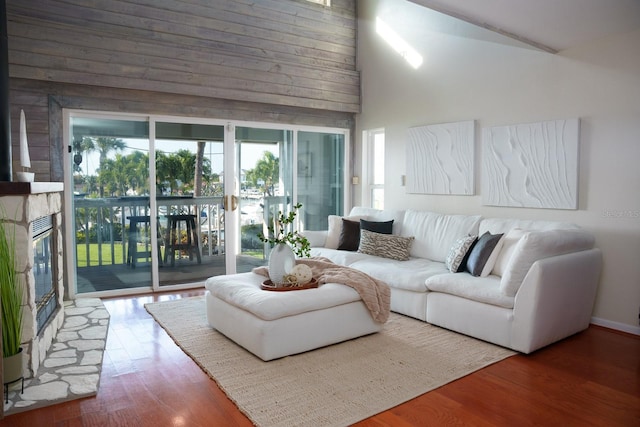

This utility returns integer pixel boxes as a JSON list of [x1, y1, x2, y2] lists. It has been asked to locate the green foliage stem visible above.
[[258, 203, 310, 258]]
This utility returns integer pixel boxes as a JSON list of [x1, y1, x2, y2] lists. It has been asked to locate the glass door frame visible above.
[[64, 110, 350, 299]]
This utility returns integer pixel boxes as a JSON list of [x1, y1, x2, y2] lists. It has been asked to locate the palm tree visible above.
[[91, 137, 126, 197], [72, 136, 95, 174], [156, 151, 182, 195], [95, 137, 126, 165], [194, 141, 205, 196], [246, 151, 279, 196]]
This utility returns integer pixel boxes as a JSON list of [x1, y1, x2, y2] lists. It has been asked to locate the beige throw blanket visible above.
[[254, 257, 391, 323]]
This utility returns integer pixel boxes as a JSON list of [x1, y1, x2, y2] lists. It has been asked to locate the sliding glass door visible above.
[[68, 115, 152, 293], [66, 112, 348, 297], [153, 121, 227, 287], [234, 125, 294, 273], [297, 131, 345, 231]]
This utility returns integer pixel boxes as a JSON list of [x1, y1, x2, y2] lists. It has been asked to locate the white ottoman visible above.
[[204, 272, 383, 361]]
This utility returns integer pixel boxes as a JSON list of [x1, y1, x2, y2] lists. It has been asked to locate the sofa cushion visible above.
[[350, 257, 448, 292], [205, 272, 361, 321], [358, 229, 414, 261], [465, 232, 504, 277], [310, 247, 372, 266], [445, 235, 477, 273], [325, 214, 365, 249], [337, 219, 361, 251], [425, 273, 515, 309], [500, 229, 595, 296], [491, 228, 526, 277], [401, 210, 482, 262]]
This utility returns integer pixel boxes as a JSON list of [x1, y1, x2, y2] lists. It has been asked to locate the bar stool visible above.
[[127, 216, 162, 268], [164, 214, 202, 266]]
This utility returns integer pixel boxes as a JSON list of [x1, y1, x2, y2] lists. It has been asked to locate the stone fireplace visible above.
[[0, 181, 64, 378]]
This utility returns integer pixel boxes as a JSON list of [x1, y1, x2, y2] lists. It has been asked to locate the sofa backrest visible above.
[[400, 210, 481, 262], [479, 218, 580, 235], [348, 207, 405, 235], [500, 229, 595, 296]]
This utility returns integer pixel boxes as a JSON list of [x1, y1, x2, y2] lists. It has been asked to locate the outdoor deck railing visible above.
[[73, 195, 224, 267]]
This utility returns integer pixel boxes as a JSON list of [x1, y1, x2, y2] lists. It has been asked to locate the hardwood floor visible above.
[[2, 290, 638, 426]]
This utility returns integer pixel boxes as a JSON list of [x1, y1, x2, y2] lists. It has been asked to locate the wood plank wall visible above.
[[5, 0, 358, 181]]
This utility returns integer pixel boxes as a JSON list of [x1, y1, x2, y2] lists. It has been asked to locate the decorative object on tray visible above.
[[259, 203, 311, 286], [267, 243, 296, 286], [261, 263, 316, 291], [261, 277, 318, 291], [16, 109, 34, 183]]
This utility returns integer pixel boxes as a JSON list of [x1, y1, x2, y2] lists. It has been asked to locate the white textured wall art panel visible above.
[[406, 120, 475, 195], [482, 118, 580, 209]]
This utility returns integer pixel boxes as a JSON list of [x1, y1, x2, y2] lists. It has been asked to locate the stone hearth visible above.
[[0, 182, 64, 378]]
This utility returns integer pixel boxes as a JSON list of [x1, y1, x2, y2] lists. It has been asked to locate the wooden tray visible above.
[[261, 278, 318, 291]]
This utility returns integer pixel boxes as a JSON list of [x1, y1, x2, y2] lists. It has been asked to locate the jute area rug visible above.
[[145, 297, 515, 427]]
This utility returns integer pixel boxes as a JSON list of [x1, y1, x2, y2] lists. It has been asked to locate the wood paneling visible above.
[[9, 78, 354, 181], [5, 0, 358, 181], [6, 0, 360, 112]]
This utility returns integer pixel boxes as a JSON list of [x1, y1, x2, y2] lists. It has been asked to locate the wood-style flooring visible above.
[[1, 290, 638, 426]]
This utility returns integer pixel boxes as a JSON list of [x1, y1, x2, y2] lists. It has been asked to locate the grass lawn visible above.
[[76, 243, 127, 267]]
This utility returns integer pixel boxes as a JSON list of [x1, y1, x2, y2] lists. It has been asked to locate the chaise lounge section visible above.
[[305, 207, 602, 353]]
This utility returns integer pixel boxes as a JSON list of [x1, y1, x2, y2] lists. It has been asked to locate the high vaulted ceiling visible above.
[[407, 0, 640, 53]]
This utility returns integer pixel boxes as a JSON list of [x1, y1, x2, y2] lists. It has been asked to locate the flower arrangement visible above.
[[258, 203, 310, 258]]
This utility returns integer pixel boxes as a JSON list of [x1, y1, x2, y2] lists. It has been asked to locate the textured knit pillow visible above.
[[445, 235, 478, 273], [358, 229, 415, 261], [337, 219, 361, 251], [360, 219, 394, 234], [465, 231, 504, 277]]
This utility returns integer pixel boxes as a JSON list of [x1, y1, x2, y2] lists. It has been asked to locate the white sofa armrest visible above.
[[301, 230, 328, 248], [511, 248, 602, 353]]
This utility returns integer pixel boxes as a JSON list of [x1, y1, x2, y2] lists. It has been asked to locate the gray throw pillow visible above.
[[465, 231, 504, 276]]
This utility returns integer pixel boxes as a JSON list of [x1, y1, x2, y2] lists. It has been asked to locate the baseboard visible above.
[[591, 316, 640, 336]]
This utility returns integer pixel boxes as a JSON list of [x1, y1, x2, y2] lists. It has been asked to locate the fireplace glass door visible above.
[[33, 216, 56, 334]]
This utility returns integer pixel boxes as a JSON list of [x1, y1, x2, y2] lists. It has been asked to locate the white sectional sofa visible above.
[[304, 207, 602, 353]]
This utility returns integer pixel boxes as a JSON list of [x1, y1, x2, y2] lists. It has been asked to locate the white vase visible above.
[[268, 243, 295, 286]]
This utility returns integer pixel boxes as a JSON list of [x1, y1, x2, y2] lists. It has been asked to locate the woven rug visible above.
[[145, 297, 515, 427]]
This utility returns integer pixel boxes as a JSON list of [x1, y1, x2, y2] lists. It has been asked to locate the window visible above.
[[363, 129, 385, 209]]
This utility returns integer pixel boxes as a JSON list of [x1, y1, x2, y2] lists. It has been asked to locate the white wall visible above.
[[355, 0, 640, 333]]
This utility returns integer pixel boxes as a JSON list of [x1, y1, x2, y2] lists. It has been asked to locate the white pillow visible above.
[[500, 229, 595, 296], [491, 228, 526, 277], [325, 215, 364, 249], [300, 230, 327, 248]]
